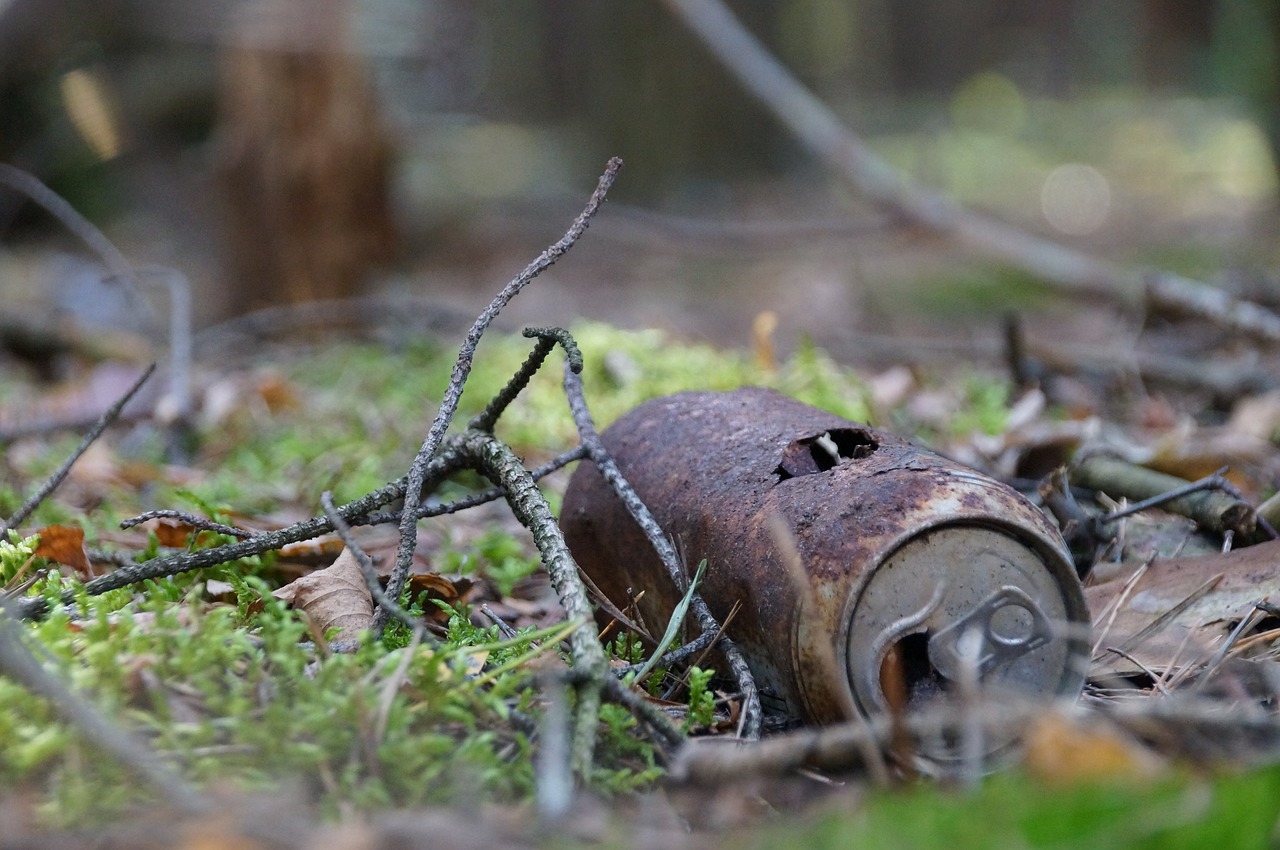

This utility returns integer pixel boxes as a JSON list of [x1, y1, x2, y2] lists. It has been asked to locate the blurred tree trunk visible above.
[[217, 0, 397, 310]]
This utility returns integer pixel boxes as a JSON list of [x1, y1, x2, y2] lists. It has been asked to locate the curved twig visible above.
[[562, 365, 762, 740], [382, 158, 622, 632], [319, 491, 426, 640], [1, 363, 155, 536], [469, 327, 582, 433], [457, 429, 608, 776]]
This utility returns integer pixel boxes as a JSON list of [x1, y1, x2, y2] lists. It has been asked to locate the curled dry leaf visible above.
[[33, 524, 93, 578], [406, 572, 473, 626], [273, 548, 374, 643]]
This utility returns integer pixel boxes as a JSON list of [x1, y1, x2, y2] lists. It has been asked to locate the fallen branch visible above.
[[1, 363, 155, 536], [382, 157, 622, 632], [563, 365, 762, 740], [12, 438, 473, 620], [659, 0, 1280, 344], [1072, 455, 1269, 542], [319, 491, 425, 640], [456, 428, 608, 776]]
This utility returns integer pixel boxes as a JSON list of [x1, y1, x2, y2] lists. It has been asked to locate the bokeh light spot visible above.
[[1041, 163, 1111, 236]]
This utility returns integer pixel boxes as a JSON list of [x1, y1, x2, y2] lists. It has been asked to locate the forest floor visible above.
[[5, 158, 1280, 847]]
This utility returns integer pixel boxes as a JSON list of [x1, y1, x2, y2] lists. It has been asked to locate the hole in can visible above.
[[775, 428, 879, 480], [879, 631, 947, 710]]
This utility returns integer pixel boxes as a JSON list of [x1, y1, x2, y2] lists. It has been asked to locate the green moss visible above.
[[0, 321, 1027, 824]]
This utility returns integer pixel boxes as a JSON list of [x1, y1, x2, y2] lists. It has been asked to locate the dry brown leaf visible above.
[[33, 523, 93, 578], [1022, 711, 1164, 784], [1086, 539, 1280, 674], [407, 573, 473, 625], [153, 519, 196, 548], [273, 548, 374, 642]]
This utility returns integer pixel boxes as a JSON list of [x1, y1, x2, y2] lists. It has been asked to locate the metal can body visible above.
[[560, 387, 1088, 727]]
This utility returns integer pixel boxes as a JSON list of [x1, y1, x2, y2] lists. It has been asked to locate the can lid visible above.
[[845, 524, 1085, 721]]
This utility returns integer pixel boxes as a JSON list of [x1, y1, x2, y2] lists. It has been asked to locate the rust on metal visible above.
[[561, 387, 1089, 744]]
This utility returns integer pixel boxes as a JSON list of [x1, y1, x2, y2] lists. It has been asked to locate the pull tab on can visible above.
[[560, 387, 1090, 760], [930, 586, 1054, 681]]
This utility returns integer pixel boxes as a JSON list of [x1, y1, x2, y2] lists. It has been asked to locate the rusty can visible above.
[[561, 387, 1088, 740]]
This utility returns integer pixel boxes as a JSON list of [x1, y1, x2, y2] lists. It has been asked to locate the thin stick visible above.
[[0, 164, 144, 307], [360, 447, 588, 527], [565, 668, 686, 750], [1111, 573, 1224, 656], [320, 491, 426, 639], [659, 0, 1280, 344], [457, 429, 609, 776], [119, 509, 253, 539], [469, 328, 582, 433], [1103, 647, 1173, 697], [14, 436, 474, 621], [382, 158, 622, 632], [1195, 605, 1267, 691], [1, 363, 155, 536], [563, 365, 762, 740], [1091, 557, 1152, 660]]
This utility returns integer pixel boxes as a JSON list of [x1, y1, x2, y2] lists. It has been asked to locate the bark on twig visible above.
[[119, 510, 254, 539], [457, 429, 608, 776], [659, 0, 1280, 344], [320, 491, 425, 640], [470, 328, 582, 433], [1, 363, 156, 536], [383, 158, 622, 632], [562, 366, 762, 741], [13, 437, 474, 621], [1072, 455, 1264, 542]]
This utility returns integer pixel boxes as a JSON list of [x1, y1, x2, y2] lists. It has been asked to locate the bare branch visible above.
[[469, 327, 583, 433], [562, 365, 762, 740], [360, 446, 587, 527], [2, 363, 156, 536], [382, 157, 622, 631], [659, 0, 1280, 343], [119, 510, 254, 539], [457, 429, 608, 776], [13, 436, 474, 621], [0, 164, 142, 299], [320, 491, 427, 641]]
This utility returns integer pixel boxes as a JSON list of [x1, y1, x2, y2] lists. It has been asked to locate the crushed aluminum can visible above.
[[560, 387, 1089, 753]]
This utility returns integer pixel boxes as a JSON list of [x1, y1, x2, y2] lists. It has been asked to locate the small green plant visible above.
[[1, 530, 40, 585], [684, 665, 716, 731]]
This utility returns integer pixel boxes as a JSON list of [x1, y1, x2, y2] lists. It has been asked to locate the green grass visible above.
[[750, 766, 1280, 850]]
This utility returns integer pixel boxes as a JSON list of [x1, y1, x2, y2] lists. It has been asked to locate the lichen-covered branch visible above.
[[469, 327, 582, 433], [14, 436, 474, 621], [458, 429, 608, 776], [382, 158, 622, 632], [563, 366, 762, 740]]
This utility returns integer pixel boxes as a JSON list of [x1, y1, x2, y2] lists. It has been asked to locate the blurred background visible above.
[[1, 0, 1278, 365]]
